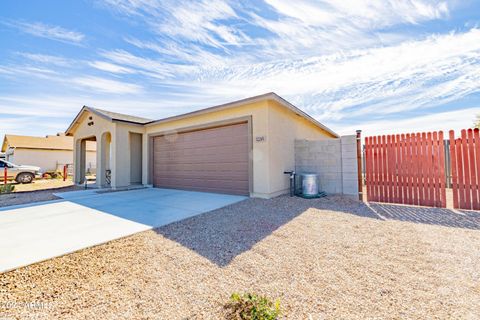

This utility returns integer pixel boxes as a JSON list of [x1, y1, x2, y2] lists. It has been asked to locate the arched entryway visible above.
[[74, 136, 97, 186]]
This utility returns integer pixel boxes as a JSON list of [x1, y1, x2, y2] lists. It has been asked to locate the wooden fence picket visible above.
[[456, 138, 465, 207], [474, 129, 480, 210], [365, 128, 480, 210], [365, 130, 446, 208], [462, 130, 470, 208], [420, 132, 427, 205], [449, 130, 459, 208], [468, 129, 477, 208], [450, 129, 480, 210], [438, 131, 447, 208]]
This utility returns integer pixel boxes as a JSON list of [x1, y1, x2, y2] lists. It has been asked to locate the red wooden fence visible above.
[[449, 129, 480, 210], [365, 131, 446, 207]]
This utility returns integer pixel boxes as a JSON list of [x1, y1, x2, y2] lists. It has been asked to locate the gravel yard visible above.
[[11, 179, 75, 193], [1, 195, 479, 319], [0, 184, 83, 207]]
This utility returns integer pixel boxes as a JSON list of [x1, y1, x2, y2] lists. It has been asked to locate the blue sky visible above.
[[1, 0, 480, 139]]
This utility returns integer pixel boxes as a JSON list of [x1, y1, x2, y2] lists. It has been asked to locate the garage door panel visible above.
[[153, 122, 249, 195], [154, 158, 248, 167], [158, 178, 248, 193], [155, 136, 248, 151], [154, 140, 248, 152], [158, 179, 249, 195], [155, 162, 248, 173], [155, 161, 248, 172], [154, 157, 249, 166], [154, 146, 248, 161], [158, 170, 248, 181]]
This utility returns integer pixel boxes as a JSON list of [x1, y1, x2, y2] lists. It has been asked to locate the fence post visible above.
[[4, 167, 7, 185], [63, 165, 67, 182], [356, 130, 363, 201]]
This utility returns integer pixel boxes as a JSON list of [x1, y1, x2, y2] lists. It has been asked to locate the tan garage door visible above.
[[153, 122, 249, 195]]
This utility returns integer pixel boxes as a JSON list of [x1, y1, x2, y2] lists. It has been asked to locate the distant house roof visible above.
[[66, 92, 338, 138], [1, 134, 96, 152]]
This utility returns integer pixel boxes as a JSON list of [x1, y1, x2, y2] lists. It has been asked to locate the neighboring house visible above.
[[1, 134, 96, 172], [66, 92, 338, 198]]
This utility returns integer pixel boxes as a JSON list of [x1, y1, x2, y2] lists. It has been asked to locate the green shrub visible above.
[[225, 292, 280, 320], [0, 184, 15, 194]]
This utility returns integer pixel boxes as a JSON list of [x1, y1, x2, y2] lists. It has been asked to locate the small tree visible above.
[[475, 114, 480, 129]]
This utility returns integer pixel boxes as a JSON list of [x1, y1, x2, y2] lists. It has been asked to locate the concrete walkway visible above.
[[0, 188, 246, 273]]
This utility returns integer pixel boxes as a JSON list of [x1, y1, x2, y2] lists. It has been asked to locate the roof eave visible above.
[[144, 92, 339, 138], [65, 106, 114, 136], [111, 118, 149, 126], [270, 94, 339, 138], [65, 93, 339, 139], [144, 92, 275, 127]]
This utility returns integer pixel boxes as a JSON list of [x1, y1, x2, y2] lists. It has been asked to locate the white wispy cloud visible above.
[[175, 28, 480, 121], [3, 20, 85, 44], [124, 37, 232, 66], [6, 26, 478, 127], [16, 52, 70, 66], [249, 0, 452, 58], [88, 61, 134, 74], [0, 65, 58, 79], [336, 107, 480, 137], [101, 0, 248, 48], [100, 50, 191, 79], [71, 76, 143, 94], [263, 0, 449, 28], [101, 0, 453, 59], [1, 0, 478, 141]]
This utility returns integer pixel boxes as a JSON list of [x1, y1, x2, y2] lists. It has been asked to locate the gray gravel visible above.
[[1, 195, 479, 319], [0, 185, 82, 208]]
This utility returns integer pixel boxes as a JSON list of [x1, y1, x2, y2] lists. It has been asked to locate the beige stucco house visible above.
[[1, 134, 96, 172], [66, 92, 338, 198]]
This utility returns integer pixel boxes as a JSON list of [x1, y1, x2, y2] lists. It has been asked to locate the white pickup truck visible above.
[[0, 159, 42, 183]]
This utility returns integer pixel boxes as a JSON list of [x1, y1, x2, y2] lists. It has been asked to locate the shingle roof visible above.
[[89, 107, 153, 124], [66, 93, 338, 138], [144, 92, 339, 138], [1, 134, 96, 152]]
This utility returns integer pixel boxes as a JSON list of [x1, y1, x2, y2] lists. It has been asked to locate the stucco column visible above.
[[110, 125, 130, 189], [96, 134, 105, 188], [142, 133, 150, 186], [97, 132, 112, 188], [110, 130, 117, 189], [74, 139, 86, 185]]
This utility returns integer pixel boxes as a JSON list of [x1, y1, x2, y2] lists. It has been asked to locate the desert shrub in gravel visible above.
[[0, 183, 15, 194], [225, 292, 280, 320], [43, 171, 62, 179]]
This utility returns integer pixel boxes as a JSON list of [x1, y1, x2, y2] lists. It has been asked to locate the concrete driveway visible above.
[[0, 188, 246, 273]]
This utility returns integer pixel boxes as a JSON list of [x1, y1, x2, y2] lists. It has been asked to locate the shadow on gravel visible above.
[[155, 194, 480, 267], [154, 195, 382, 267], [370, 202, 480, 230]]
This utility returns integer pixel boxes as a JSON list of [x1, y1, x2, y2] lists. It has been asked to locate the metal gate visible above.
[[365, 131, 447, 208]]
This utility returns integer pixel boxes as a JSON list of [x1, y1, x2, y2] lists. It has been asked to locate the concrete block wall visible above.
[[295, 135, 359, 197]]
